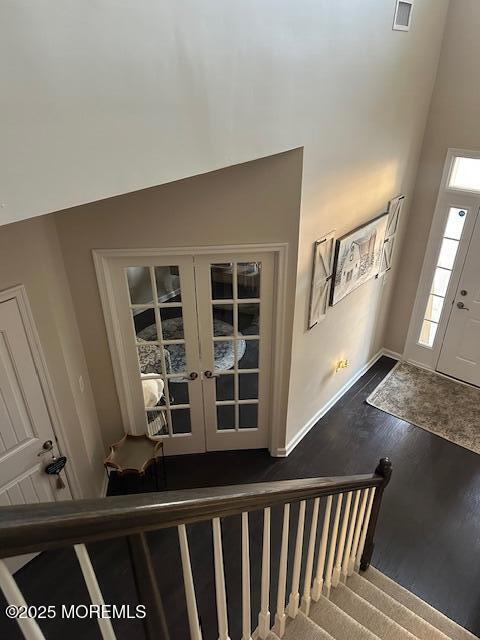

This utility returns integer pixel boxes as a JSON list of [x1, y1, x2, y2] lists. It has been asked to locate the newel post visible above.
[[360, 457, 392, 572]]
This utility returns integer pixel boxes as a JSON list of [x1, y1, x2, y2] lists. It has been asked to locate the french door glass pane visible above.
[[168, 378, 190, 405], [138, 344, 166, 375], [211, 264, 234, 299], [146, 410, 168, 436], [217, 405, 235, 430], [238, 303, 260, 334], [171, 409, 191, 434], [212, 305, 234, 336], [237, 340, 259, 369], [213, 340, 236, 371], [237, 262, 261, 298], [133, 309, 157, 341], [127, 267, 152, 304], [142, 377, 165, 409], [239, 373, 259, 400], [239, 404, 258, 429], [160, 309, 185, 340], [155, 266, 181, 303], [164, 343, 187, 375], [216, 374, 234, 401]]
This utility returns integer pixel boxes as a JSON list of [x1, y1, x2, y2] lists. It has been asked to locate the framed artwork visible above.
[[308, 231, 335, 328], [330, 213, 388, 306], [379, 195, 405, 276]]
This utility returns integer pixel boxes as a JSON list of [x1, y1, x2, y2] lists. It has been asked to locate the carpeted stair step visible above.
[[365, 566, 479, 640], [330, 582, 417, 639], [347, 571, 451, 640], [266, 611, 335, 640], [309, 593, 380, 640]]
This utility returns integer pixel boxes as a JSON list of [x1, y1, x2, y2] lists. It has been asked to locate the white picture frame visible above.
[[308, 231, 335, 328], [330, 214, 389, 306], [379, 195, 405, 276]]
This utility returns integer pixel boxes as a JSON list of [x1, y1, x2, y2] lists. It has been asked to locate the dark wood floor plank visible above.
[[1, 356, 479, 639]]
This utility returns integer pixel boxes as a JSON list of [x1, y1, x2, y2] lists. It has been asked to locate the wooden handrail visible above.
[[0, 472, 384, 558]]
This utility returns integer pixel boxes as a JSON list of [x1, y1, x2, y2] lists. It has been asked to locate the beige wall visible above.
[[54, 151, 303, 448], [0, 217, 104, 498], [385, 0, 480, 355]]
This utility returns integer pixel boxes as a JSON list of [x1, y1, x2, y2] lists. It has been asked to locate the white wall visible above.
[[385, 0, 480, 355], [0, 1, 450, 458]]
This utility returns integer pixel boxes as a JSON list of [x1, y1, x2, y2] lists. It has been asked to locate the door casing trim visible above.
[[0, 284, 80, 498], [404, 148, 480, 371], [93, 243, 289, 455]]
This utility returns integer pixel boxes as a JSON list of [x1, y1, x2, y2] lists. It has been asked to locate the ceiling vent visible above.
[[393, 0, 414, 31]]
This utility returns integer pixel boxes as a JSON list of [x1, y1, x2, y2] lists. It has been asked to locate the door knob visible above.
[[457, 301, 470, 310], [204, 370, 219, 379], [183, 372, 198, 381], [37, 440, 53, 456]]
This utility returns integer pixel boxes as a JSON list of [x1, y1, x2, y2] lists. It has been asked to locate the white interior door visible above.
[[0, 295, 71, 570], [112, 256, 206, 455], [195, 253, 274, 451], [437, 209, 480, 386]]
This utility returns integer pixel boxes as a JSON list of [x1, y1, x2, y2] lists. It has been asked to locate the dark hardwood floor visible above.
[[2, 357, 479, 639]]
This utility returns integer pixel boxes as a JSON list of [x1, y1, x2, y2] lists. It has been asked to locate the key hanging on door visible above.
[[45, 454, 68, 490]]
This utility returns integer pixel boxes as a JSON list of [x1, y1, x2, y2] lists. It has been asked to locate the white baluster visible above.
[[241, 513, 252, 640], [324, 493, 343, 598], [178, 525, 203, 640], [341, 490, 360, 582], [212, 518, 231, 640], [74, 544, 116, 640], [348, 489, 369, 576], [312, 495, 332, 601], [300, 498, 320, 616], [0, 559, 45, 640], [258, 507, 271, 639], [287, 500, 306, 619], [355, 488, 376, 571], [331, 492, 352, 588], [274, 504, 290, 638]]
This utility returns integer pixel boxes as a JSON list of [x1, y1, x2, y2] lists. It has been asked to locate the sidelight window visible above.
[[418, 208, 467, 347]]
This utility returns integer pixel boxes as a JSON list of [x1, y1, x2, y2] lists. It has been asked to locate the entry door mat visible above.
[[367, 361, 480, 454]]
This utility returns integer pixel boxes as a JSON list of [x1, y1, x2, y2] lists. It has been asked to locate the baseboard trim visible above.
[[381, 348, 402, 361], [275, 348, 398, 457]]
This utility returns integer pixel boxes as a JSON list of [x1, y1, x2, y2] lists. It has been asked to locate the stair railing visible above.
[[0, 458, 392, 640]]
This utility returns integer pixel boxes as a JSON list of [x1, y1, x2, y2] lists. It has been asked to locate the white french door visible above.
[[103, 250, 275, 455], [196, 253, 274, 451]]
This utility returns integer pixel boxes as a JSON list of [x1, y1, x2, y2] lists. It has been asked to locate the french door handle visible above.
[[182, 372, 199, 381], [457, 301, 470, 310], [204, 370, 219, 379]]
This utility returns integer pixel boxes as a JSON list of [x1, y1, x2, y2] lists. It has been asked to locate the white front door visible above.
[[0, 294, 71, 570], [437, 209, 480, 386], [102, 250, 275, 454]]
